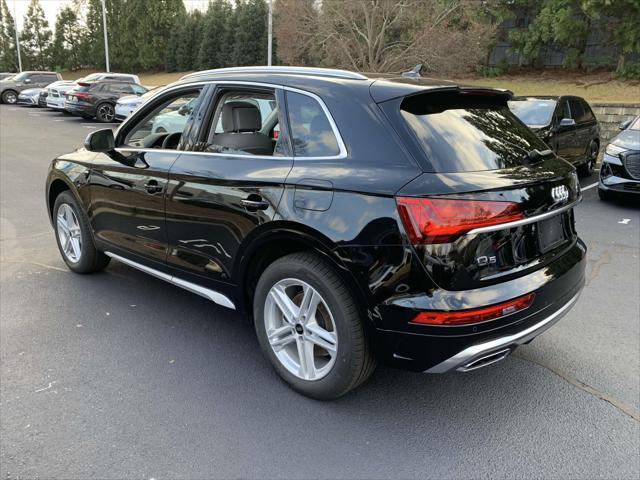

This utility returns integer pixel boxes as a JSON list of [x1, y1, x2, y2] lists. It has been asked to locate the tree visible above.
[[174, 10, 204, 71], [280, 0, 496, 74], [51, 5, 84, 70], [197, 0, 232, 70], [231, 0, 268, 66], [0, 0, 18, 71], [509, 0, 593, 69], [273, 0, 319, 66], [583, 0, 640, 72], [20, 0, 53, 70]]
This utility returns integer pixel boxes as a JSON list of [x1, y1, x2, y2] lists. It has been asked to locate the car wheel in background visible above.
[[95, 102, 115, 123], [53, 191, 110, 273], [578, 140, 599, 177], [1, 90, 18, 104], [253, 252, 376, 400]]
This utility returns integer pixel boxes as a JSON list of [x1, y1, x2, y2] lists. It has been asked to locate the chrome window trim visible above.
[[104, 251, 236, 310], [466, 198, 581, 235], [115, 80, 348, 161]]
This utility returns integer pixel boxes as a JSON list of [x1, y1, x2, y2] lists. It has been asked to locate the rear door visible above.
[[382, 89, 581, 291], [164, 83, 293, 286], [569, 98, 591, 161]]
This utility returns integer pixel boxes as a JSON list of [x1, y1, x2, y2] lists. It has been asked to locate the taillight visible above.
[[75, 93, 90, 100], [396, 197, 524, 244], [411, 293, 535, 326]]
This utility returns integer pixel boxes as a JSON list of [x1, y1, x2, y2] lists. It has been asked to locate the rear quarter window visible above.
[[286, 91, 340, 158], [397, 91, 548, 173]]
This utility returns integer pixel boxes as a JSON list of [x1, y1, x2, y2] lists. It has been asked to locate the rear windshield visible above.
[[400, 92, 548, 173], [74, 84, 93, 93], [508, 99, 556, 126]]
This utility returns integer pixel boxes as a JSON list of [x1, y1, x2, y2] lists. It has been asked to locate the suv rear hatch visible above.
[[378, 87, 581, 291]]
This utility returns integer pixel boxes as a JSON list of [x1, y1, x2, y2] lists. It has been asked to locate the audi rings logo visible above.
[[551, 185, 569, 203]]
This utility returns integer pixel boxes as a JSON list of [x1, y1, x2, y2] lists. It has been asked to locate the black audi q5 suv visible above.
[[45, 67, 586, 399]]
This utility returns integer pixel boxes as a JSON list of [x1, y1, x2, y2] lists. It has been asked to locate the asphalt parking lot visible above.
[[1, 104, 639, 479]]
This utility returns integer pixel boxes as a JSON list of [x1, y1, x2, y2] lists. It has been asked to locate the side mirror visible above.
[[178, 104, 191, 116], [85, 128, 115, 152], [559, 118, 576, 127], [23, 78, 31, 84], [619, 119, 632, 130]]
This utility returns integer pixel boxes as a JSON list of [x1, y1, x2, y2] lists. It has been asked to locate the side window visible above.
[[286, 91, 340, 157], [569, 99, 584, 123], [581, 100, 595, 122], [123, 89, 203, 149], [109, 83, 134, 94], [132, 85, 147, 95], [557, 100, 571, 121], [205, 90, 281, 156]]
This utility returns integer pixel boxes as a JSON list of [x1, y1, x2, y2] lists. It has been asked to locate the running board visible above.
[[104, 251, 236, 310]]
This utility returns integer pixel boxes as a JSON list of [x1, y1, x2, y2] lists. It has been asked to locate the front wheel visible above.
[[578, 141, 599, 177], [95, 102, 115, 122], [53, 191, 110, 273], [2, 90, 18, 104], [253, 252, 376, 399]]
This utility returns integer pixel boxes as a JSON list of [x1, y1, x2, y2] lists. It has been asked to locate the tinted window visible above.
[[581, 100, 595, 121], [286, 91, 340, 157], [569, 99, 585, 123], [508, 99, 556, 126], [400, 92, 548, 173], [557, 100, 571, 121]]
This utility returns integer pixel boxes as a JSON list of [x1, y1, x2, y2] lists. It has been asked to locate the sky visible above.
[[10, 0, 212, 31]]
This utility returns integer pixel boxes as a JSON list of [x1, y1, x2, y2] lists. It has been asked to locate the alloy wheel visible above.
[[56, 203, 82, 263], [264, 278, 338, 381], [3, 91, 17, 104], [97, 104, 115, 122]]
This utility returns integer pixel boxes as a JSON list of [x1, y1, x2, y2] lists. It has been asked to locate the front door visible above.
[[88, 87, 206, 265], [164, 85, 292, 287], [551, 98, 576, 162]]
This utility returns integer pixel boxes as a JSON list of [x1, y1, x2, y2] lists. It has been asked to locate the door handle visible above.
[[144, 180, 163, 194], [241, 197, 269, 210]]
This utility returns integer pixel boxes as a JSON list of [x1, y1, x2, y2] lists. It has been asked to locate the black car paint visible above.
[[510, 96, 600, 169], [46, 73, 586, 372]]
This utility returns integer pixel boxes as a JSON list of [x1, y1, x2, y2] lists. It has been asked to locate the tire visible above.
[[598, 187, 611, 201], [253, 252, 376, 400], [95, 102, 115, 122], [2, 90, 18, 104], [578, 140, 598, 177], [53, 191, 110, 273]]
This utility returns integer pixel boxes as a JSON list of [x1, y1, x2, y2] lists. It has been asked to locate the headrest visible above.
[[221, 101, 262, 132]]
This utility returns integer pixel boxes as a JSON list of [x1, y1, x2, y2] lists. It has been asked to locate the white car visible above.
[[45, 80, 77, 111], [16, 88, 43, 106], [115, 87, 162, 121]]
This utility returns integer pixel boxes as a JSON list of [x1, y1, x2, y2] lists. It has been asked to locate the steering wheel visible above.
[[162, 132, 182, 149]]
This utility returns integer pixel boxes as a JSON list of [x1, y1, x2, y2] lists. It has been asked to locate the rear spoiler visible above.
[[370, 79, 513, 104]]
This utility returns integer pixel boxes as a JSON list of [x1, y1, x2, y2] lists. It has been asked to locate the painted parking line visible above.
[[582, 182, 598, 191], [28, 113, 41, 117]]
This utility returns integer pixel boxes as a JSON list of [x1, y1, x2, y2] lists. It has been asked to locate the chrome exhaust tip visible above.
[[457, 348, 512, 372]]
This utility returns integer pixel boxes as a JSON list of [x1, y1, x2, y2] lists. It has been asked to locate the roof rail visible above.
[[180, 66, 368, 81]]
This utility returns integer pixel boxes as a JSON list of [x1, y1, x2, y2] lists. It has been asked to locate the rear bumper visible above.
[[425, 290, 580, 372], [371, 239, 587, 372], [66, 103, 95, 117]]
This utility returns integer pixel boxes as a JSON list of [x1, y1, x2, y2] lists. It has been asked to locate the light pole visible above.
[[267, 0, 273, 66], [100, 0, 110, 72], [12, 0, 22, 72]]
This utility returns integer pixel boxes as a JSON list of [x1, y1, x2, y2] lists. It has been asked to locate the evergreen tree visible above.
[[232, 0, 268, 66], [0, 0, 18, 71], [19, 0, 53, 70], [175, 10, 204, 71], [197, 0, 232, 70], [51, 6, 84, 70]]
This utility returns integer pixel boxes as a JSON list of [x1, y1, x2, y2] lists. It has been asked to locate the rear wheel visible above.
[[2, 90, 18, 104], [95, 102, 115, 122], [253, 252, 376, 399], [53, 191, 110, 273], [578, 140, 598, 177]]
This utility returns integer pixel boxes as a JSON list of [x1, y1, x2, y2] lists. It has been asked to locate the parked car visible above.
[[65, 80, 148, 122], [508, 95, 600, 177], [0, 72, 16, 81], [115, 86, 164, 121], [598, 116, 640, 200], [78, 72, 141, 84], [17, 88, 44, 106], [45, 67, 586, 399], [45, 80, 78, 111], [0, 71, 62, 104]]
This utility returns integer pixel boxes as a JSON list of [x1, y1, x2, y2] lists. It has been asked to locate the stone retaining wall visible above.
[[591, 103, 640, 144]]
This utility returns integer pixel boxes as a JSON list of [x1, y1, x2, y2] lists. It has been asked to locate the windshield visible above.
[[400, 92, 549, 173], [628, 117, 640, 130], [507, 99, 556, 126], [11, 72, 30, 82]]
